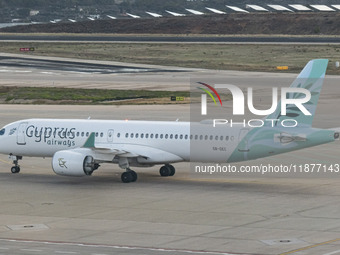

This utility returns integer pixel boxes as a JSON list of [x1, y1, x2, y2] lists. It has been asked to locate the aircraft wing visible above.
[[82, 133, 183, 163], [101, 144, 183, 163]]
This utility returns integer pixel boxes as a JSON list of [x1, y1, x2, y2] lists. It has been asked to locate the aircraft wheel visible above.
[[129, 170, 137, 182], [159, 165, 170, 177], [121, 172, 132, 183], [168, 165, 175, 176], [11, 166, 20, 174], [121, 170, 137, 183]]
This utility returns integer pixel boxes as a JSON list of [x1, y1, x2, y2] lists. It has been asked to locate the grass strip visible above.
[[1, 42, 340, 74], [0, 86, 190, 105]]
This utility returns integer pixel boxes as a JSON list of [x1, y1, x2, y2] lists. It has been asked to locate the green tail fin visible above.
[[265, 59, 328, 127]]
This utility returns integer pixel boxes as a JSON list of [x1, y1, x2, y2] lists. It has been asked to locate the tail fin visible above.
[[265, 59, 328, 127]]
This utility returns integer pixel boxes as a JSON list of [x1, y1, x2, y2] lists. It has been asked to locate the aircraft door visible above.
[[17, 122, 28, 145], [238, 128, 249, 152], [107, 129, 114, 143]]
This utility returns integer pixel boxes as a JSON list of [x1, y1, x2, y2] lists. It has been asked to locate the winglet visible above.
[[83, 132, 95, 148]]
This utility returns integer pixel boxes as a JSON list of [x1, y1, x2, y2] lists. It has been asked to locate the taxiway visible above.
[[0, 55, 340, 255]]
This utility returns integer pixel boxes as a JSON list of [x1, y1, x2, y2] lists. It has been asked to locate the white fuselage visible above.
[[0, 119, 241, 165]]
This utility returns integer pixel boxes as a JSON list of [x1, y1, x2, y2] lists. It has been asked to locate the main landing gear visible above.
[[121, 168, 137, 183], [159, 164, 175, 177], [9, 155, 22, 174], [118, 157, 137, 183], [118, 158, 176, 183], [120, 164, 176, 183]]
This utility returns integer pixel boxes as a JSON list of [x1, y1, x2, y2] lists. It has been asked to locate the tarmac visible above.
[[0, 54, 340, 255]]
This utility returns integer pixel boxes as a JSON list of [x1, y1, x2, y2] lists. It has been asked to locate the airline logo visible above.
[[58, 158, 67, 168]]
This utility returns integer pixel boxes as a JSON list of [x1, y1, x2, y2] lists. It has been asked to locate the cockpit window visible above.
[[0, 129, 5, 136]]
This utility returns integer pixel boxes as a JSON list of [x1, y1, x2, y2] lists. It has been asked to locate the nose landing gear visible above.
[[9, 155, 22, 174]]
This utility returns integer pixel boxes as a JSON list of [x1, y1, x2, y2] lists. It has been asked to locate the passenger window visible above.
[[76, 132, 80, 137], [160, 134, 163, 139], [175, 134, 178, 139], [136, 133, 139, 138], [215, 135, 218, 140], [130, 133, 134, 138], [165, 134, 168, 139], [205, 135, 208, 140], [185, 135, 188, 139], [200, 135, 203, 140], [180, 134, 183, 139], [125, 133, 129, 138], [226, 136, 229, 141], [141, 134, 144, 138], [100, 133, 104, 137], [117, 133, 120, 138], [0, 129, 5, 136], [231, 136, 234, 141], [190, 135, 193, 140], [146, 134, 149, 138], [155, 134, 159, 139], [170, 134, 173, 139], [210, 135, 213, 140], [150, 134, 154, 138], [96, 132, 99, 137], [195, 135, 198, 140], [81, 132, 84, 137]]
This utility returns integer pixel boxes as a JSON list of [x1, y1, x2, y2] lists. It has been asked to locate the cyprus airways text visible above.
[[26, 125, 76, 147]]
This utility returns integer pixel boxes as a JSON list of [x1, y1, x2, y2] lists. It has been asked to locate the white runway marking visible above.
[[0, 69, 32, 73], [0, 238, 243, 255], [40, 71, 57, 75], [323, 250, 340, 255], [21, 249, 43, 252], [55, 251, 78, 254], [14, 70, 32, 73]]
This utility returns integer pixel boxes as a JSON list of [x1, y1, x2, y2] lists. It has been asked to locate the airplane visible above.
[[0, 59, 337, 183]]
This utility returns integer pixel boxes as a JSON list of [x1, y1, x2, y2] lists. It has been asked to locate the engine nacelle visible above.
[[52, 149, 98, 177]]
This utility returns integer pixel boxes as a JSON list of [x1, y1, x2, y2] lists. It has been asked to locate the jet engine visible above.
[[52, 149, 99, 177]]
